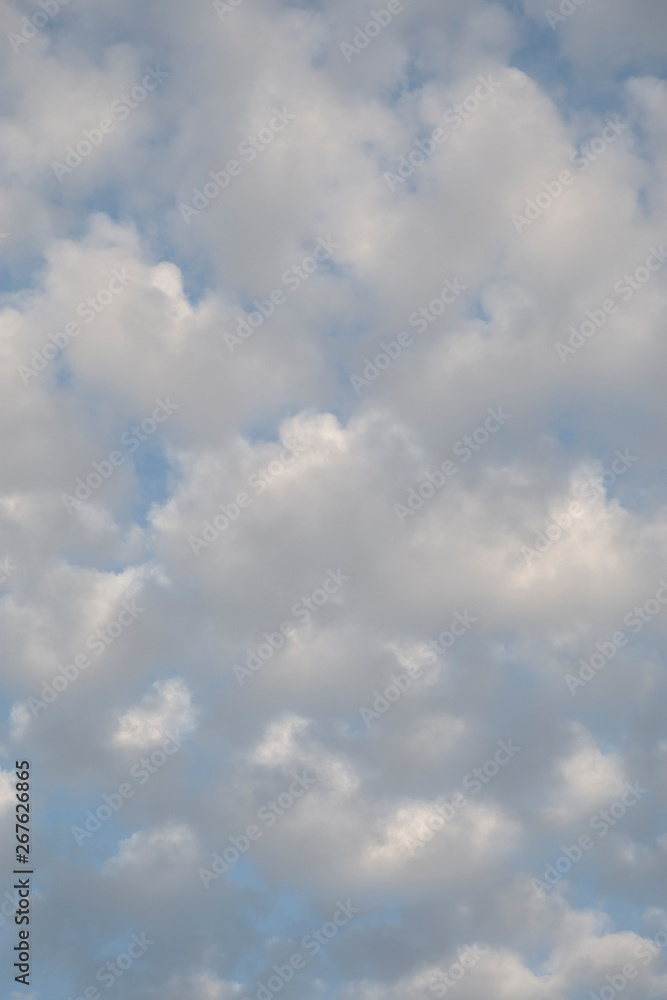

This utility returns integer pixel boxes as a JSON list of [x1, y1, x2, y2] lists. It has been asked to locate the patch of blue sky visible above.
[[128, 442, 174, 527], [468, 296, 492, 323], [54, 360, 73, 389], [0, 253, 44, 300], [504, 0, 667, 119]]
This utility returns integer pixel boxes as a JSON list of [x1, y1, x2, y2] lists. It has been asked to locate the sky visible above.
[[1, 1, 667, 999]]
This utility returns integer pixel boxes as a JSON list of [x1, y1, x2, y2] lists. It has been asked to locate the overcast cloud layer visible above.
[[1, 1, 667, 998]]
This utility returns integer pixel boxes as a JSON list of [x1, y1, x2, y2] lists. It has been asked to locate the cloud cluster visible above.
[[1, 1, 667, 998]]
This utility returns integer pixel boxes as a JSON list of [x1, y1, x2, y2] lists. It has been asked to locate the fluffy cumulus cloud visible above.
[[0, 1, 666, 998]]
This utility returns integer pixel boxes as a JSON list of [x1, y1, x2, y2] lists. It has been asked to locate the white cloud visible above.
[[113, 678, 198, 750], [104, 822, 197, 871]]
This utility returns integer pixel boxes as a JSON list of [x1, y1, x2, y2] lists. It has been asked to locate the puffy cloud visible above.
[[113, 678, 198, 750], [0, 1, 665, 998]]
